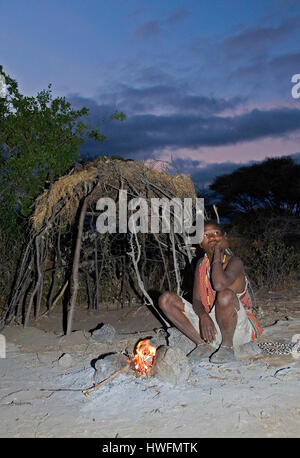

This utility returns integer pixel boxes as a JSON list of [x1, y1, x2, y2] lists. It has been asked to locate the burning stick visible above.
[[82, 363, 130, 397]]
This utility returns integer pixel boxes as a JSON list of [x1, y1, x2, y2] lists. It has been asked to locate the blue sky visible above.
[[1, 0, 300, 187]]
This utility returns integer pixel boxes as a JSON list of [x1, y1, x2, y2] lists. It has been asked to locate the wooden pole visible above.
[[66, 184, 99, 336]]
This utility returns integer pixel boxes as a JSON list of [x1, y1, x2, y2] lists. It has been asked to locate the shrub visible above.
[[246, 238, 298, 289]]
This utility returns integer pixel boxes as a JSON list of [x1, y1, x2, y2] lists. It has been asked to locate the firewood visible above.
[[82, 362, 130, 397]]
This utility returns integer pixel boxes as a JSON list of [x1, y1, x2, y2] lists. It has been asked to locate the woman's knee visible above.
[[158, 291, 180, 314], [216, 289, 237, 309], [158, 291, 173, 312]]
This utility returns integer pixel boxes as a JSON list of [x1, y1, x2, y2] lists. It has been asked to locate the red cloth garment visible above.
[[198, 256, 263, 340]]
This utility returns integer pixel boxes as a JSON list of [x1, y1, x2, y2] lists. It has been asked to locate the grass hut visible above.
[[6, 156, 198, 334]]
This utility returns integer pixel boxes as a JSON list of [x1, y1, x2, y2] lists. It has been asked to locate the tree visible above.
[[210, 157, 300, 219], [0, 66, 125, 244], [209, 157, 300, 288]]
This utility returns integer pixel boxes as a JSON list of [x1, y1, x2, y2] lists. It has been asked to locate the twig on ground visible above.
[[82, 363, 130, 397]]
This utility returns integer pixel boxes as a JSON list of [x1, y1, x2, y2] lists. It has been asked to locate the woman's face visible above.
[[200, 224, 226, 252]]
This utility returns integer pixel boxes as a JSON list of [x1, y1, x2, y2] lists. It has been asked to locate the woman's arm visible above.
[[193, 258, 217, 343], [211, 245, 244, 291]]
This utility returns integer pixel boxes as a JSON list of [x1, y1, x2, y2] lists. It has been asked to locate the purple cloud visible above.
[[132, 7, 190, 40], [133, 20, 162, 39], [223, 15, 300, 52], [70, 91, 300, 158]]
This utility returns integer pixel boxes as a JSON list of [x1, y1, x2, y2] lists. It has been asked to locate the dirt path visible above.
[[0, 300, 299, 438]]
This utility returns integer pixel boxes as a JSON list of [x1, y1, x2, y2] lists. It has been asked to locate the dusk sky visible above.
[[2, 0, 300, 188]]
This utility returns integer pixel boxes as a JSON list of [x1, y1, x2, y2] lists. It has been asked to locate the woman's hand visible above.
[[212, 237, 229, 260], [199, 312, 217, 344]]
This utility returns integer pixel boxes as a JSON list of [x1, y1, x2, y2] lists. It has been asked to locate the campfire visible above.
[[82, 339, 157, 396], [131, 339, 157, 377], [82, 338, 189, 396]]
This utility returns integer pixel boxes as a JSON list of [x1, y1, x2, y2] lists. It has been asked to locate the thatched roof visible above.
[[32, 156, 196, 232]]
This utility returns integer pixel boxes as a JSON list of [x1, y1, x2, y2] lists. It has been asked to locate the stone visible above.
[[58, 330, 91, 352], [91, 324, 116, 344], [151, 345, 190, 385], [167, 327, 196, 355], [94, 352, 128, 384], [37, 351, 62, 365], [57, 353, 73, 368], [149, 328, 168, 348]]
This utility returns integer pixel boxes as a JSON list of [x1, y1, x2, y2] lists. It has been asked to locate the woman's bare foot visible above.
[[187, 343, 213, 361], [209, 345, 235, 364]]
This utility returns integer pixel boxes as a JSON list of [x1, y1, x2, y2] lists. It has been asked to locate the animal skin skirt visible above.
[[181, 297, 254, 349]]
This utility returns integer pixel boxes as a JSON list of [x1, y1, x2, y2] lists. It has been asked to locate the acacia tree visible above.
[[0, 66, 124, 244], [209, 157, 300, 219], [209, 157, 300, 288]]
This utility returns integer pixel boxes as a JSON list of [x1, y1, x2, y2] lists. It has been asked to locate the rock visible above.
[[94, 353, 128, 384], [149, 328, 168, 348], [152, 345, 190, 385], [167, 327, 196, 355], [58, 330, 91, 352], [153, 327, 168, 338], [57, 353, 73, 368], [91, 324, 116, 344], [37, 351, 62, 365]]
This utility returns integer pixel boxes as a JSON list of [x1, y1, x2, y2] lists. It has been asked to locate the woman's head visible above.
[[200, 220, 228, 253]]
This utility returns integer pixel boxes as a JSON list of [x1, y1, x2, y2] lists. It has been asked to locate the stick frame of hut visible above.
[[4, 156, 199, 334]]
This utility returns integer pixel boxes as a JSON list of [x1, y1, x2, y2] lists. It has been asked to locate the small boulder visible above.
[[167, 327, 195, 355], [91, 324, 116, 344], [57, 353, 73, 368], [94, 353, 128, 384], [151, 345, 190, 385], [149, 328, 168, 348]]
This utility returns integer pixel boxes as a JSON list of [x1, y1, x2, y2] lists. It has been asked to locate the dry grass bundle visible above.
[[32, 156, 196, 231]]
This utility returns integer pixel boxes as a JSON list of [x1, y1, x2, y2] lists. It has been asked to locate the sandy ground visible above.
[[0, 292, 300, 438]]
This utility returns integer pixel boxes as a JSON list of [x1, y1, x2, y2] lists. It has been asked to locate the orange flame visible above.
[[132, 339, 156, 376]]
